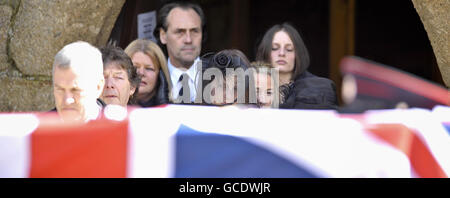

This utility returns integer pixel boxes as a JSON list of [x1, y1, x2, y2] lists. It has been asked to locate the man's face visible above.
[[53, 66, 103, 122], [160, 7, 202, 69], [100, 62, 136, 107]]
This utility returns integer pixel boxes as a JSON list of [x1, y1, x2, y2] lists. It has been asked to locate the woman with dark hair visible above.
[[201, 49, 254, 106], [256, 23, 338, 109]]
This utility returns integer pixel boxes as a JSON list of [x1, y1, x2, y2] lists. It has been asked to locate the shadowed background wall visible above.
[[0, 0, 447, 112]]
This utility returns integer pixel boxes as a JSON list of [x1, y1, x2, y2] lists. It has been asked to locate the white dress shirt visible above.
[[168, 57, 201, 102]]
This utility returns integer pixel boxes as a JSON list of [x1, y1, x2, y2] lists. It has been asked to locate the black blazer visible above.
[[280, 71, 338, 110]]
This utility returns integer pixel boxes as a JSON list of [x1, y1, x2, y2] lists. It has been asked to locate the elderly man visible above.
[[52, 41, 105, 123], [99, 45, 140, 107]]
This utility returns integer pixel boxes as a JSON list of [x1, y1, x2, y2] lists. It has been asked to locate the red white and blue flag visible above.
[[0, 105, 448, 178]]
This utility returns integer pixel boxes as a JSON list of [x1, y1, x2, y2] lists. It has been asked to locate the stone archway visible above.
[[0, 0, 125, 111], [412, 0, 449, 88], [0, 0, 447, 112]]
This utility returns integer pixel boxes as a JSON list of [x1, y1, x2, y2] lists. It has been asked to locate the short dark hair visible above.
[[154, 1, 207, 44], [256, 22, 310, 81], [100, 45, 140, 104]]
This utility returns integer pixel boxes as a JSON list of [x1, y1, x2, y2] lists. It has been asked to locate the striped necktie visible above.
[[178, 73, 190, 101]]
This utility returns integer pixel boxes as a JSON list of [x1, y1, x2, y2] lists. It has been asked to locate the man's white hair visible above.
[[52, 41, 103, 82]]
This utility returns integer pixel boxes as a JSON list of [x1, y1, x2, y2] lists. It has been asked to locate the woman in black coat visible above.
[[256, 23, 338, 109]]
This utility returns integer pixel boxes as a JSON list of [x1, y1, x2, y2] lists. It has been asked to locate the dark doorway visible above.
[[109, 0, 445, 87], [354, 0, 445, 86]]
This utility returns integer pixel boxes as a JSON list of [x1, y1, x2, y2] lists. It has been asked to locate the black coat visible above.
[[138, 71, 170, 107], [279, 71, 338, 110]]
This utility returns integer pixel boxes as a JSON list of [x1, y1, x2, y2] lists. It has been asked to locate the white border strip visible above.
[[0, 114, 38, 178]]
